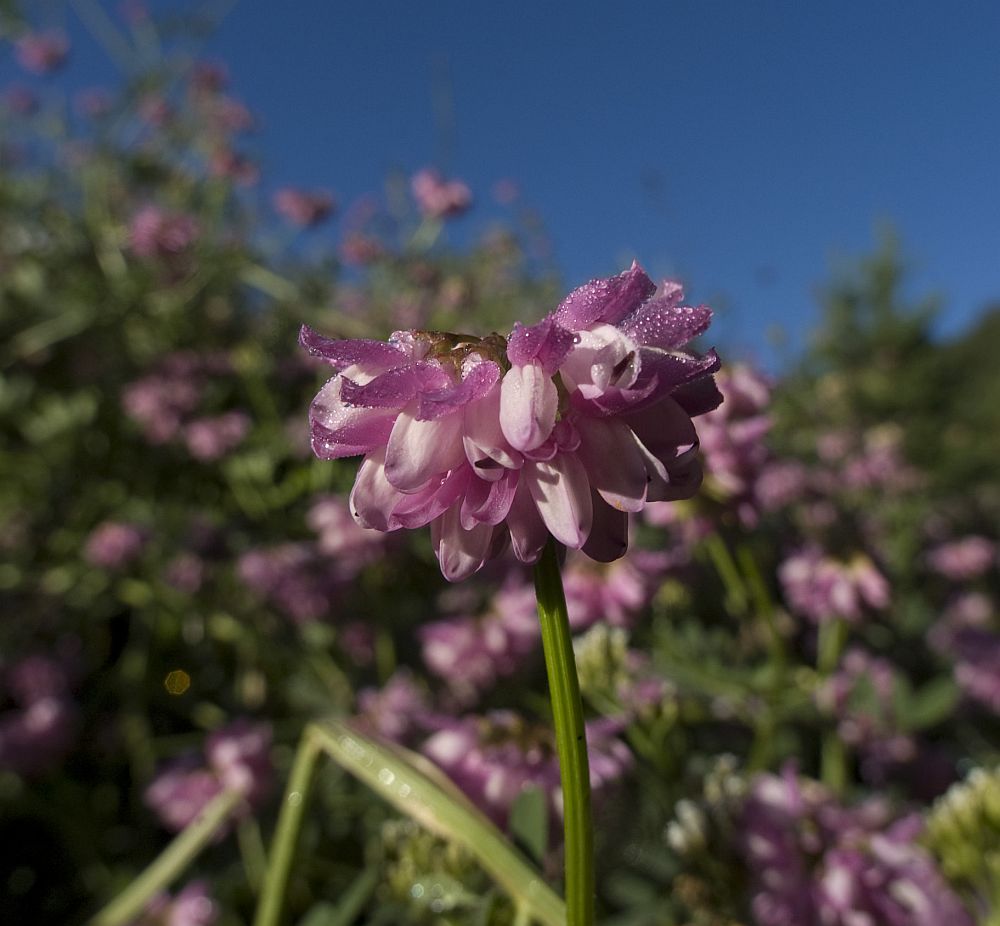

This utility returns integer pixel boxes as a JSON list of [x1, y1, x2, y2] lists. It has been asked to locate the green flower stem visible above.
[[252, 730, 323, 926], [817, 617, 848, 794], [88, 788, 244, 926], [534, 540, 595, 926]]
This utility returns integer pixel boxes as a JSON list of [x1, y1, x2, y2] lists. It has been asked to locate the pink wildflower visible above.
[[411, 168, 472, 219], [273, 187, 336, 227], [14, 31, 69, 75], [779, 547, 890, 624], [129, 206, 199, 261], [301, 262, 720, 580]]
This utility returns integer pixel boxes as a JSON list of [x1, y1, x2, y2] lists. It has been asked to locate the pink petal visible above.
[[524, 454, 593, 549], [619, 300, 713, 351], [349, 450, 401, 531], [299, 326, 408, 372], [499, 361, 558, 452], [389, 466, 469, 530], [341, 362, 449, 409], [506, 316, 576, 373], [417, 360, 501, 420], [460, 468, 518, 529], [463, 384, 523, 475], [582, 491, 629, 562], [506, 478, 549, 563], [574, 415, 648, 513], [310, 376, 398, 458], [431, 505, 495, 581], [384, 409, 465, 491], [554, 261, 656, 330]]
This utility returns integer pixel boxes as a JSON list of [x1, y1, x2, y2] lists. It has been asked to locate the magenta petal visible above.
[[384, 410, 466, 491], [506, 478, 548, 563], [524, 454, 593, 549], [299, 326, 408, 371], [506, 317, 576, 374], [574, 415, 648, 513], [460, 468, 518, 529], [582, 492, 629, 563], [554, 261, 656, 330], [341, 363, 449, 409], [499, 362, 558, 452], [417, 360, 501, 420], [310, 377, 398, 457], [389, 466, 469, 529], [639, 347, 721, 392], [432, 505, 495, 581], [349, 451, 401, 531], [619, 300, 713, 351]]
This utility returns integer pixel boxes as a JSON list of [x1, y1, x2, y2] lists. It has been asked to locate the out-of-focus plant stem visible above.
[[818, 617, 848, 794], [88, 788, 244, 926], [252, 730, 323, 926], [534, 539, 595, 926]]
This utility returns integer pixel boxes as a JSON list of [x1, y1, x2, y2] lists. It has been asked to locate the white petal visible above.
[[384, 409, 465, 491], [499, 362, 558, 452], [524, 455, 593, 548]]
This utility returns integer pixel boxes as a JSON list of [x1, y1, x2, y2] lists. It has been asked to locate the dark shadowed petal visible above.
[[582, 492, 629, 563], [574, 415, 648, 513], [554, 261, 656, 329], [299, 325, 408, 371], [671, 375, 724, 417], [417, 360, 501, 420], [619, 300, 713, 351]]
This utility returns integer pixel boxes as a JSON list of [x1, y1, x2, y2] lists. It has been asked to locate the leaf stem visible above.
[[252, 730, 323, 926], [88, 788, 244, 926], [533, 540, 595, 926]]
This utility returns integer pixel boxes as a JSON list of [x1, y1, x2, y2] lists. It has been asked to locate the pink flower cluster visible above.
[[411, 168, 472, 219], [273, 187, 336, 228], [128, 206, 200, 262], [14, 31, 69, 75], [779, 547, 890, 624], [145, 719, 272, 832], [301, 262, 721, 580]]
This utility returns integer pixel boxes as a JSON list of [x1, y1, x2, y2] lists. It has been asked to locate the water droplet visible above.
[[288, 791, 303, 807], [377, 767, 395, 786]]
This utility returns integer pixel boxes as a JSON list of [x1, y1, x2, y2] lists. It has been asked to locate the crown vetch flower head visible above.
[[301, 262, 721, 580]]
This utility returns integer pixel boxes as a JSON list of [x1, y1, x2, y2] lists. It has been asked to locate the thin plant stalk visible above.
[[817, 617, 848, 793], [533, 539, 595, 926], [252, 730, 322, 926], [88, 788, 244, 926]]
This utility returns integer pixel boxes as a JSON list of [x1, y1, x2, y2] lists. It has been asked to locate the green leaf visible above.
[[508, 786, 548, 866], [899, 677, 960, 731], [309, 719, 566, 926]]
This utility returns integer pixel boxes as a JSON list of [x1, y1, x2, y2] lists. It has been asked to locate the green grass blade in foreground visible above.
[[88, 788, 245, 926], [310, 718, 567, 926]]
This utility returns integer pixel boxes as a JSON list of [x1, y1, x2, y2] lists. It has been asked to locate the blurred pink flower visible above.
[[135, 881, 219, 926], [128, 206, 200, 261], [928, 535, 995, 582], [75, 87, 113, 119], [209, 147, 259, 185], [183, 411, 251, 462], [300, 262, 720, 580], [273, 187, 336, 227], [779, 547, 889, 624], [15, 31, 69, 75], [411, 168, 472, 219], [84, 521, 147, 569], [3, 85, 38, 116]]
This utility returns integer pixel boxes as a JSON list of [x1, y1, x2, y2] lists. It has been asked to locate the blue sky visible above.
[[8, 1, 1000, 365]]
